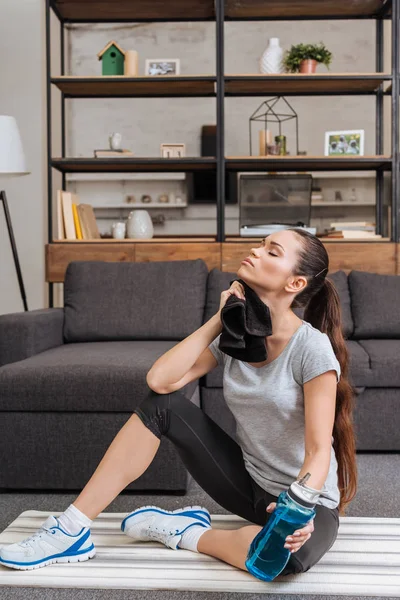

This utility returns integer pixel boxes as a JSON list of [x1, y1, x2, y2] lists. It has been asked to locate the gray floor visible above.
[[0, 453, 399, 600]]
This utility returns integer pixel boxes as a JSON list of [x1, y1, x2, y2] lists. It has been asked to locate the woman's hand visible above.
[[266, 502, 315, 553], [218, 280, 246, 313]]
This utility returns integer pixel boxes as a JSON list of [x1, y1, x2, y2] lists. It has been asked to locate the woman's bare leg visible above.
[[72, 414, 160, 520], [198, 525, 262, 571]]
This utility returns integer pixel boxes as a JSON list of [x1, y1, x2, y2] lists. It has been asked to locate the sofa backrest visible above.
[[348, 270, 400, 338], [203, 268, 354, 339], [63, 260, 209, 342]]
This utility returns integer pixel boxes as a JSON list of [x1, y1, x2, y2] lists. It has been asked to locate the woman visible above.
[[0, 228, 358, 576]]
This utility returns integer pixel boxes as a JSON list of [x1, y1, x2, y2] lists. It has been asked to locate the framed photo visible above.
[[145, 59, 180, 76], [161, 143, 186, 158], [324, 129, 365, 156]]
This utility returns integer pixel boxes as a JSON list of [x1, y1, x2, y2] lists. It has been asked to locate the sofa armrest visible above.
[[0, 308, 65, 367]]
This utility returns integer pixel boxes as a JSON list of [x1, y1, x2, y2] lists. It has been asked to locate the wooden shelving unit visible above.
[[45, 0, 399, 303]]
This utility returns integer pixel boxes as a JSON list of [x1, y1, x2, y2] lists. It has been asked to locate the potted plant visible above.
[[283, 42, 333, 74]]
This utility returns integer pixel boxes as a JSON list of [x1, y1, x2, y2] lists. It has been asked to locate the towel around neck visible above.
[[219, 278, 273, 362]]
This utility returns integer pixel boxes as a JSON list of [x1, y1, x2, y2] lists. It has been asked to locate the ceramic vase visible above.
[[109, 132, 122, 150], [126, 210, 154, 239], [260, 38, 284, 74]]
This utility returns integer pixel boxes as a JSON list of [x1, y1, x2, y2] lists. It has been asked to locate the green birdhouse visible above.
[[97, 41, 125, 76]]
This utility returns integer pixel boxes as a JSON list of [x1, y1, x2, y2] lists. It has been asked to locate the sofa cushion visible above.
[[63, 260, 209, 343], [327, 270, 353, 338], [203, 269, 237, 324], [356, 339, 400, 387], [0, 341, 198, 412], [348, 270, 400, 339]]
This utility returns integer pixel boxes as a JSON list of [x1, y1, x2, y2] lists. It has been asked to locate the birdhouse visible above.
[[97, 41, 125, 76]]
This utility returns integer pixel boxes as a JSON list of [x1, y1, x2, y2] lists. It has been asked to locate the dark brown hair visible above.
[[287, 228, 358, 516]]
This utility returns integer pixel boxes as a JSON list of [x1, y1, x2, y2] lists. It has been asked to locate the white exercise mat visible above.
[[0, 510, 400, 596]]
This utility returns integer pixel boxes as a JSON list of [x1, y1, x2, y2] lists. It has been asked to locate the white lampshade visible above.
[[0, 115, 29, 175]]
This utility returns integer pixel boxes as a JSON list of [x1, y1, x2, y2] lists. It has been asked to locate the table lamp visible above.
[[0, 115, 30, 311]]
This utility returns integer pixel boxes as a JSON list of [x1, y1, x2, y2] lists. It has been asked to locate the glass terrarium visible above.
[[239, 173, 313, 229]]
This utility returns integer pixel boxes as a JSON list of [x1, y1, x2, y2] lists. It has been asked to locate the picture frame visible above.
[[160, 143, 186, 158], [145, 59, 180, 76], [324, 129, 365, 156]]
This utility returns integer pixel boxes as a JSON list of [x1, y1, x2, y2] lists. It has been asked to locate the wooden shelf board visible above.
[[225, 0, 389, 19], [50, 0, 215, 22], [225, 236, 391, 242], [225, 74, 391, 95], [51, 0, 388, 21], [51, 237, 217, 243], [318, 237, 390, 242], [92, 203, 188, 209], [66, 172, 187, 181], [52, 158, 216, 173], [51, 76, 216, 97], [226, 156, 392, 171]]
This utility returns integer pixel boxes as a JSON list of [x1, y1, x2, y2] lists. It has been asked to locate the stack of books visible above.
[[55, 191, 101, 240], [322, 221, 381, 239], [94, 149, 134, 158]]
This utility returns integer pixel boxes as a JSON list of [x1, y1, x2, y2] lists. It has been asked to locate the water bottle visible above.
[[245, 473, 320, 581]]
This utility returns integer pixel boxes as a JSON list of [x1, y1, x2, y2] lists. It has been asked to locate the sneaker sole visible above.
[[0, 546, 96, 571], [122, 504, 211, 534]]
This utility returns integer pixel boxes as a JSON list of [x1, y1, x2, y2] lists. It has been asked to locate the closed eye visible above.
[[269, 252, 278, 257]]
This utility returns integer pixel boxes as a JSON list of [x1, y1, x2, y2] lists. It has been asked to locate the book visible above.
[[94, 149, 134, 158], [77, 204, 101, 239], [72, 202, 83, 240], [61, 191, 77, 240], [56, 190, 66, 240], [330, 221, 375, 228], [324, 230, 382, 239]]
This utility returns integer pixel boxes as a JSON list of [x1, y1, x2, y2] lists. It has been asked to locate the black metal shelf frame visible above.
[[45, 0, 400, 307]]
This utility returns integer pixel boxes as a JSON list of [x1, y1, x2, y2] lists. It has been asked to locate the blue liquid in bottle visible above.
[[245, 473, 320, 582]]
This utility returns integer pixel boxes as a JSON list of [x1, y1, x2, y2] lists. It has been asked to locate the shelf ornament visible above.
[[249, 97, 299, 156], [97, 41, 126, 76]]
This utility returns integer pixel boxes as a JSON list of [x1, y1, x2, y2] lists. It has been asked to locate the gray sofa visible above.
[[0, 260, 398, 493]]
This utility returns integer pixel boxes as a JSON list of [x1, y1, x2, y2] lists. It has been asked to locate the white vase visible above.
[[260, 38, 284, 74], [126, 210, 154, 239], [109, 132, 122, 150]]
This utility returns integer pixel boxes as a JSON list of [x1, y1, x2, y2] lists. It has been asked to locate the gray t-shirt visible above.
[[208, 319, 341, 509]]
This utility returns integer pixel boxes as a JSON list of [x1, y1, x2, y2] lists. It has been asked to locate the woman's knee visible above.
[[134, 387, 187, 439], [280, 508, 339, 576]]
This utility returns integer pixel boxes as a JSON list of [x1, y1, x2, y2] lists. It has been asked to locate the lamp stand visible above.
[[1, 190, 28, 311]]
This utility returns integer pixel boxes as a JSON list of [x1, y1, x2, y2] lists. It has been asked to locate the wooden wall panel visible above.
[[46, 243, 135, 282], [323, 242, 397, 275], [221, 242, 398, 275], [46, 241, 399, 282], [46, 242, 221, 282], [134, 243, 221, 271]]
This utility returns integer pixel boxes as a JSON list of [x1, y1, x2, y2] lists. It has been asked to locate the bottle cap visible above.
[[287, 473, 321, 509]]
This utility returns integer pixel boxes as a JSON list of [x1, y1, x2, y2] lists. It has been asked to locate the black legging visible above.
[[134, 387, 340, 577]]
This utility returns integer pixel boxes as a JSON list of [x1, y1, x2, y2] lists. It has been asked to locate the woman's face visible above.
[[238, 230, 307, 299]]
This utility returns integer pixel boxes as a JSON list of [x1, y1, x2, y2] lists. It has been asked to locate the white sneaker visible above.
[[0, 515, 96, 570], [121, 505, 211, 550]]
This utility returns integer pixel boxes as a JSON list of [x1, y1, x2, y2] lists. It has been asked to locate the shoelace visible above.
[[148, 526, 178, 543], [19, 526, 53, 547]]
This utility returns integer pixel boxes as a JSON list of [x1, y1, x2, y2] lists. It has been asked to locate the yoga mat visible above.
[[0, 510, 399, 595]]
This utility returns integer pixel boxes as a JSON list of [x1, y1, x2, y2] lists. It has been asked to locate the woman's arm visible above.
[[146, 311, 222, 391]]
